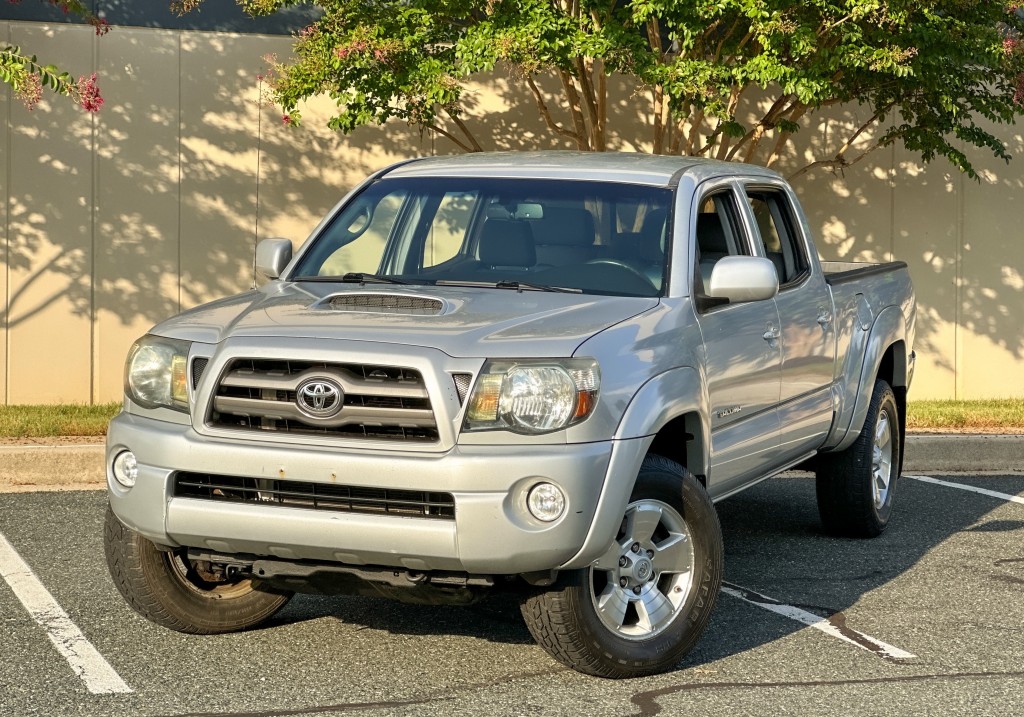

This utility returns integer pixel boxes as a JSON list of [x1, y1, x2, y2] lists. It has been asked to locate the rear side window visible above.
[[746, 189, 808, 287]]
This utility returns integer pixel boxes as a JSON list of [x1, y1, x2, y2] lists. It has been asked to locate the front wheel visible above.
[[520, 455, 723, 678], [104, 506, 292, 633]]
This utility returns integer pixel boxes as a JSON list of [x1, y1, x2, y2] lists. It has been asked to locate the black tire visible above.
[[519, 455, 723, 678], [104, 505, 293, 633], [816, 379, 901, 538]]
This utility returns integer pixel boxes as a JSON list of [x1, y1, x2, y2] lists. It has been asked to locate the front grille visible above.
[[207, 359, 439, 442], [174, 472, 455, 520]]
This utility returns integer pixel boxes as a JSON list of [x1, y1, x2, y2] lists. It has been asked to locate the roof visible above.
[[383, 151, 782, 187]]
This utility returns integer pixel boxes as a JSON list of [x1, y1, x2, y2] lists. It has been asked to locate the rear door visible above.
[[743, 183, 836, 462], [692, 181, 782, 497]]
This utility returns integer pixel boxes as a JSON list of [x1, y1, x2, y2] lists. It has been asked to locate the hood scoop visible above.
[[313, 293, 448, 316]]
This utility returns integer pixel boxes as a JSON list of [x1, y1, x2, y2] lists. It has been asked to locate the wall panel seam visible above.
[[176, 30, 183, 314], [3, 21, 10, 405], [89, 21, 99, 403]]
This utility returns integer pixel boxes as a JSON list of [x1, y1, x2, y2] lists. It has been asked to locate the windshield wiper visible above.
[[292, 273, 409, 285], [435, 279, 580, 293], [493, 280, 581, 294]]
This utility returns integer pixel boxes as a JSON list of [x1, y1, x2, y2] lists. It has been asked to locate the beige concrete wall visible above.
[[1, 22, 1022, 403], [774, 104, 1024, 399]]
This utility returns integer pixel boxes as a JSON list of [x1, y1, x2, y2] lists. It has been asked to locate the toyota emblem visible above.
[[296, 378, 344, 418]]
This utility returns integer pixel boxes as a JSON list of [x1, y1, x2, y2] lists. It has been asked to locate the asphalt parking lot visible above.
[[1, 471, 1022, 717]]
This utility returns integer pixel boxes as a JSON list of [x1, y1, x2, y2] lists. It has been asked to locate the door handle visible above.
[[817, 308, 832, 327], [763, 324, 781, 342]]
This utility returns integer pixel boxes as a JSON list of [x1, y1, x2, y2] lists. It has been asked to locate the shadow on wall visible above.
[[768, 103, 1024, 387], [2, 26, 1022, 401]]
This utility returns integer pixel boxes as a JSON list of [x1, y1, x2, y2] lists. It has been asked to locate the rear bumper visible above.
[[106, 412, 646, 574]]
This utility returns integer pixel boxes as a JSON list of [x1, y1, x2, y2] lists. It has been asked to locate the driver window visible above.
[[424, 191, 477, 268], [695, 191, 748, 291]]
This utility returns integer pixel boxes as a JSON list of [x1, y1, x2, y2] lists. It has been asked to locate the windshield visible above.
[[290, 177, 672, 297]]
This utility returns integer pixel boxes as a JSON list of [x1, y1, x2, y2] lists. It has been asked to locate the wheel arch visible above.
[[562, 369, 709, 570], [828, 305, 907, 453]]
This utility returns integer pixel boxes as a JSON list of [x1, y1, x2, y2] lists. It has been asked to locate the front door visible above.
[[691, 183, 782, 498]]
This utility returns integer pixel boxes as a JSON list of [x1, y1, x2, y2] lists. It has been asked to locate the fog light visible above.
[[527, 482, 566, 522], [112, 451, 138, 488]]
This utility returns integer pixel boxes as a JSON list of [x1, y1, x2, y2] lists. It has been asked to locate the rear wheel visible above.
[[816, 379, 901, 538], [520, 455, 722, 678], [104, 506, 292, 633]]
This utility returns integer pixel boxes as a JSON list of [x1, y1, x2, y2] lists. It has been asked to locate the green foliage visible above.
[[0, 46, 77, 111], [248, 0, 1024, 177], [1, 1, 108, 112]]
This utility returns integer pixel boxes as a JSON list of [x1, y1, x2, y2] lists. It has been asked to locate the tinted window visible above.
[[291, 178, 673, 297], [746, 189, 808, 286]]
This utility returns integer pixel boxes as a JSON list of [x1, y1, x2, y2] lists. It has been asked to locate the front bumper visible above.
[[106, 412, 648, 575]]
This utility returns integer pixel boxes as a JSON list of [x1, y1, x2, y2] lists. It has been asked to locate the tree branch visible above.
[[726, 93, 795, 161], [558, 69, 591, 150], [765, 103, 807, 167], [683, 108, 706, 155], [526, 74, 580, 142], [787, 142, 887, 181], [444, 107, 483, 152], [575, 57, 603, 150], [426, 121, 475, 153], [595, 58, 608, 151]]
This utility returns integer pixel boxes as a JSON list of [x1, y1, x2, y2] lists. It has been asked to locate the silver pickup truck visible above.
[[104, 152, 915, 678]]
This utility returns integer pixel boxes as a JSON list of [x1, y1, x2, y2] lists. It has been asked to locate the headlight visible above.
[[464, 359, 600, 434], [124, 335, 191, 412]]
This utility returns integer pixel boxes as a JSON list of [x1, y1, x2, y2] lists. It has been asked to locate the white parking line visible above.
[[721, 581, 916, 663], [905, 475, 1024, 505], [0, 531, 131, 695]]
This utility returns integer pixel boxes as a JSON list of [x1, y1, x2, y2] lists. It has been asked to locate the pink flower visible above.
[[16, 72, 42, 111], [282, 114, 292, 125], [77, 73, 103, 113], [335, 39, 369, 60], [89, 17, 110, 36]]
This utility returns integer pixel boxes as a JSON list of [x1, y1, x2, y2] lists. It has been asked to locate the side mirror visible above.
[[255, 238, 293, 280], [707, 256, 778, 304]]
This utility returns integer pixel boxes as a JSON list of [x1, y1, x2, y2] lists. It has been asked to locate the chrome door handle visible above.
[[817, 309, 832, 327], [763, 327, 781, 341]]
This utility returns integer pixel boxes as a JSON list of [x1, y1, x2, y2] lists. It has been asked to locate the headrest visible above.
[[696, 212, 729, 255], [532, 207, 596, 247], [478, 219, 536, 267], [637, 208, 668, 262]]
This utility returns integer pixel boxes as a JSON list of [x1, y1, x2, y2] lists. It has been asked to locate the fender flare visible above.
[[828, 305, 906, 452], [560, 368, 708, 570]]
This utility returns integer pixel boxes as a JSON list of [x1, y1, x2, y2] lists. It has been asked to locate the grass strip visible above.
[[906, 399, 1024, 431], [0, 403, 120, 437], [0, 399, 1021, 437]]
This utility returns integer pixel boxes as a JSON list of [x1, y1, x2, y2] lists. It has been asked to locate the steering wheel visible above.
[[583, 258, 658, 292]]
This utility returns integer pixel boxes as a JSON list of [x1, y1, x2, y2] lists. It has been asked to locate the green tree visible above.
[[246, 0, 1023, 179], [1, 0, 107, 112]]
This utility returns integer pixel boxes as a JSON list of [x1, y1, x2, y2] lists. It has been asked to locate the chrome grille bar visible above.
[[207, 358, 439, 442]]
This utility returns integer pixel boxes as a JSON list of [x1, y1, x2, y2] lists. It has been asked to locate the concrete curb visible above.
[[0, 435, 1019, 493], [0, 444, 105, 491], [903, 434, 1023, 473]]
